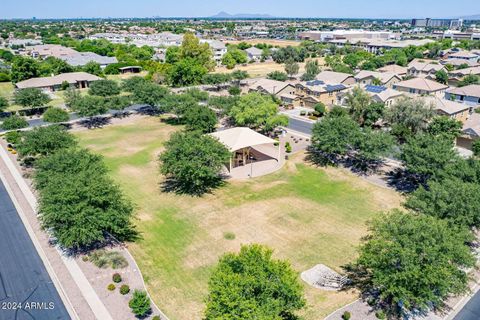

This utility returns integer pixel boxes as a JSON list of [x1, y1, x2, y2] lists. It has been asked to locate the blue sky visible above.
[[2, 0, 479, 19]]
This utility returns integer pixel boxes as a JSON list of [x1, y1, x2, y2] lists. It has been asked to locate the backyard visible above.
[[75, 115, 403, 320]]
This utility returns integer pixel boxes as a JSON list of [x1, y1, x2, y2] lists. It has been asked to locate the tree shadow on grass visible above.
[[386, 168, 423, 193], [160, 176, 227, 197], [136, 106, 163, 116], [78, 116, 111, 129]]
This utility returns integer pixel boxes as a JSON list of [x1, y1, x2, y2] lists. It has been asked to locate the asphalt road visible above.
[[454, 290, 480, 320], [0, 180, 70, 320], [287, 117, 315, 136]]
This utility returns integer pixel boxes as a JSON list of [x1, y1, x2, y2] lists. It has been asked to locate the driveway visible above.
[[0, 180, 70, 320]]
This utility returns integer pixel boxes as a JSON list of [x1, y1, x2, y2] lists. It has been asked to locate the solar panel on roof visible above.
[[365, 85, 387, 93], [325, 84, 346, 92]]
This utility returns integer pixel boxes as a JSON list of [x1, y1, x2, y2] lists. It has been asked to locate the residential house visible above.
[[447, 50, 479, 63], [315, 71, 356, 85], [424, 96, 471, 123], [59, 52, 118, 68], [200, 39, 227, 64], [457, 113, 480, 150], [445, 85, 480, 106], [15, 72, 101, 91], [364, 85, 404, 106], [26, 44, 78, 59], [354, 70, 401, 88], [447, 66, 480, 86], [441, 58, 479, 69], [392, 78, 448, 96], [248, 78, 296, 96], [376, 64, 408, 77], [245, 47, 263, 62], [407, 59, 446, 79], [295, 80, 348, 107]]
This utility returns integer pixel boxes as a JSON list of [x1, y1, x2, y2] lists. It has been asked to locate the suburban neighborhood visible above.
[[1, 1, 480, 320]]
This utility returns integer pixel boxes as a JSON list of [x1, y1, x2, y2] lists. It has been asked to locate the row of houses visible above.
[[22, 44, 118, 69]]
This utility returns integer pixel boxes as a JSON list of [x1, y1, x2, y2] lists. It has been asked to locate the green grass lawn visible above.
[[75, 116, 402, 320]]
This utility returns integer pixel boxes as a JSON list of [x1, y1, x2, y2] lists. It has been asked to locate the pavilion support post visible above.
[[229, 155, 232, 172]]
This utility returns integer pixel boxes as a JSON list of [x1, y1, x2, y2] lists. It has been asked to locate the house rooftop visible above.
[[424, 96, 470, 115], [447, 85, 480, 98], [16, 72, 101, 89], [249, 78, 293, 95], [315, 71, 353, 84], [376, 64, 408, 75], [355, 70, 400, 84], [394, 78, 448, 92]]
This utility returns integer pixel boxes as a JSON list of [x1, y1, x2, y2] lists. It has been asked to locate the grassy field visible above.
[[75, 116, 402, 320], [215, 57, 326, 78]]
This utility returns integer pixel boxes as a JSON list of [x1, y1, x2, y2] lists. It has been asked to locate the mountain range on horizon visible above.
[[210, 11, 275, 19]]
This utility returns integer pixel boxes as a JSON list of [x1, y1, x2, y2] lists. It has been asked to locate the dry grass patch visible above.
[[75, 116, 403, 320]]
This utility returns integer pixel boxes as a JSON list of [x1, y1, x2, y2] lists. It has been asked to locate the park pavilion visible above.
[[210, 127, 282, 178]]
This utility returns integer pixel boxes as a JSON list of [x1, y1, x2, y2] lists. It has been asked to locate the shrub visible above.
[[152, 316, 161, 320], [285, 141, 292, 153], [228, 86, 241, 96], [223, 232, 235, 240], [129, 290, 151, 318], [300, 110, 306, 116], [81, 256, 89, 262], [375, 310, 386, 319], [43, 107, 70, 123], [112, 273, 122, 283], [1, 115, 28, 130], [342, 311, 351, 320], [107, 283, 116, 291], [4, 131, 22, 144], [120, 284, 130, 295], [88, 250, 129, 269]]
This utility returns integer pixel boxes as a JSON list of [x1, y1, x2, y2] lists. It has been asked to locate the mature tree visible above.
[[202, 73, 232, 85], [208, 96, 239, 116], [162, 93, 198, 121], [43, 107, 70, 123], [104, 95, 132, 112], [128, 290, 151, 318], [168, 57, 208, 87], [310, 115, 361, 165], [13, 88, 51, 109], [0, 96, 8, 112], [183, 105, 218, 133], [458, 74, 479, 87], [230, 92, 286, 132], [16, 125, 77, 158], [38, 57, 73, 76], [267, 71, 288, 82], [121, 76, 149, 92], [159, 131, 230, 195], [205, 244, 305, 320], [70, 95, 108, 119], [401, 134, 459, 182], [353, 211, 474, 316], [222, 48, 247, 69], [82, 61, 103, 76], [11, 56, 40, 83], [435, 69, 449, 85], [180, 33, 215, 71], [1, 114, 29, 130], [355, 129, 395, 168], [131, 82, 170, 107], [427, 116, 462, 140], [473, 140, 480, 157], [300, 60, 320, 81], [284, 59, 300, 78], [406, 178, 480, 228], [64, 87, 82, 109], [34, 149, 136, 249], [88, 79, 121, 97], [221, 53, 237, 69], [385, 98, 435, 140], [313, 102, 326, 116], [345, 87, 373, 126]]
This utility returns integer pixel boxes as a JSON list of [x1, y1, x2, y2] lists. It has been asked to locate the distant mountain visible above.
[[210, 11, 275, 19]]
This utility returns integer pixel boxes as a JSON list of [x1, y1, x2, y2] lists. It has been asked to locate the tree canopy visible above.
[[0, 96, 8, 112], [205, 244, 306, 320], [43, 107, 70, 123], [353, 211, 474, 316], [159, 131, 230, 195], [229, 92, 287, 132], [13, 88, 51, 109], [34, 148, 137, 249], [183, 105, 218, 133], [16, 125, 77, 158], [385, 98, 435, 140], [88, 79, 121, 97], [1, 114, 29, 130]]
